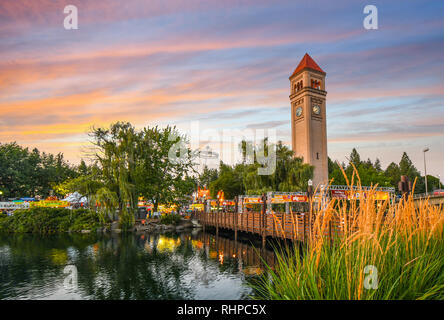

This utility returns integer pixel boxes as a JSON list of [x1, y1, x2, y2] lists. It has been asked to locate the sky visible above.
[[0, 0, 443, 181]]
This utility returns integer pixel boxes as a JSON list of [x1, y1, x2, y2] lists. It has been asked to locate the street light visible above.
[[307, 179, 313, 197], [423, 147, 429, 195]]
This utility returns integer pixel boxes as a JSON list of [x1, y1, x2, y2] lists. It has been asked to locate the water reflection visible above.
[[0, 230, 275, 300]]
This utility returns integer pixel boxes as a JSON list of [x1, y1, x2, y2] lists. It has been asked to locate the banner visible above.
[[331, 190, 389, 201], [331, 190, 348, 199], [290, 195, 308, 202], [243, 197, 262, 204], [271, 195, 291, 203], [30, 200, 69, 208], [198, 187, 210, 198]]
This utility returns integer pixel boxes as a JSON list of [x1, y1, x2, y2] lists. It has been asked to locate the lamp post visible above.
[[423, 148, 429, 195], [439, 174, 442, 190], [307, 179, 313, 241]]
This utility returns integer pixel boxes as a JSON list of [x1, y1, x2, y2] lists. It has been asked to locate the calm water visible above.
[[0, 230, 275, 300]]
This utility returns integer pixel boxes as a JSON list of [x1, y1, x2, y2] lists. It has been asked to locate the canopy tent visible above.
[[62, 192, 88, 205]]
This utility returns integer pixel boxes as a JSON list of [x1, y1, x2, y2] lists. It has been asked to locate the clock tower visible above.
[[290, 53, 328, 187]]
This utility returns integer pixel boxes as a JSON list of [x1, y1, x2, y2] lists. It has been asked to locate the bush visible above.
[[0, 207, 105, 234], [159, 214, 182, 225]]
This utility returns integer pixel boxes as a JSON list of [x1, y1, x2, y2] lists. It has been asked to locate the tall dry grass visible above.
[[253, 168, 444, 300]]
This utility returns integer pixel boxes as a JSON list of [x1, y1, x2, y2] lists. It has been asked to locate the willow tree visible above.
[[89, 122, 140, 228], [89, 122, 195, 226]]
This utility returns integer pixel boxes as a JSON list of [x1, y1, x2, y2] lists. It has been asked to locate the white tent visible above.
[[63, 192, 88, 205]]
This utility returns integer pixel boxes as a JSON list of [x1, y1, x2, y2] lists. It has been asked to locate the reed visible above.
[[252, 168, 444, 300]]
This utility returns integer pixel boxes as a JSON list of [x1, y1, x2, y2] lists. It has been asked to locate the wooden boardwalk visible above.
[[194, 211, 309, 243], [194, 210, 345, 245]]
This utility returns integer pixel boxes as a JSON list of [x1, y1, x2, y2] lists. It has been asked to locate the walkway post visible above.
[[261, 193, 267, 249], [307, 179, 313, 243], [234, 196, 238, 242], [216, 199, 219, 237]]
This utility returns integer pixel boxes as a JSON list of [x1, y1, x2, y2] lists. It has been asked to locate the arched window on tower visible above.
[[311, 80, 321, 90]]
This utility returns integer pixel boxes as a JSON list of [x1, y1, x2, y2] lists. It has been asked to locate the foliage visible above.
[[86, 122, 196, 228], [209, 140, 313, 197], [198, 165, 218, 188], [210, 163, 246, 199], [53, 173, 104, 198], [0, 142, 78, 198], [134, 124, 196, 210], [0, 208, 105, 234], [328, 149, 440, 194], [159, 214, 183, 225]]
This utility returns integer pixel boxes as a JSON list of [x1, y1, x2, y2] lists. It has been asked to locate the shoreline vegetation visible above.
[[251, 181, 444, 300], [0, 208, 104, 234], [0, 207, 194, 234]]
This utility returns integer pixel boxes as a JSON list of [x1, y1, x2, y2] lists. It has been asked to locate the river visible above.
[[0, 230, 276, 300]]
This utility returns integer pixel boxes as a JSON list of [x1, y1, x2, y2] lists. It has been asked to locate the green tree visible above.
[[198, 165, 218, 188], [134, 125, 195, 212], [0, 142, 77, 198]]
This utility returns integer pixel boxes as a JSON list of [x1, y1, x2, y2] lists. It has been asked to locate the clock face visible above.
[[312, 105, 321, 115], [296, 106, 303, 117]]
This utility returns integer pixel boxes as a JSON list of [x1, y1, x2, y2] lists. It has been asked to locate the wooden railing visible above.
[[193, 211, 355, 243]]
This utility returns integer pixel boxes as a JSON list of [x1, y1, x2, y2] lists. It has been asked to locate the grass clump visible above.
[[252, 169, 444, 300]]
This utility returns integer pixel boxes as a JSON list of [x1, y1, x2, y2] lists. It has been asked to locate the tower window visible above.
[[316, 152, 319, 160], [311, 80, 321, 90]]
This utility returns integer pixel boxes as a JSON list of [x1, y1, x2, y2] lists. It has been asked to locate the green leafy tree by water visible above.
[[0, 142, 77, 198]]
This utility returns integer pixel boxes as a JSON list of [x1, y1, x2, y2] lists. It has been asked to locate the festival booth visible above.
[[236, 192, 309, 214], [265, 192, 309, 214], [237, 195, 264, 213], [329, 185, 395, 202], [190, 203, 204, 212]]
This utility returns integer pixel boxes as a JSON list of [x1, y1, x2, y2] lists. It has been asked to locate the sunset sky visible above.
[[1, 0, 443, 179]]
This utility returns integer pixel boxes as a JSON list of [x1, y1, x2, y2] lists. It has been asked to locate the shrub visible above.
[[159, 214, 182, 225], [0, 207, 105, 234]]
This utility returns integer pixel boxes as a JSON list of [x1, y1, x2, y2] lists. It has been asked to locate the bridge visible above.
[[192, 186, 443, 247], [193, 209, 346, 248], [412, 193, 444, 207]]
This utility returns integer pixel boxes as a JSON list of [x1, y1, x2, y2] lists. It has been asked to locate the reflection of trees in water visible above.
[[74, 233, 198, 299], [0, 233, 98, 299], [0, 231, 276, 300]]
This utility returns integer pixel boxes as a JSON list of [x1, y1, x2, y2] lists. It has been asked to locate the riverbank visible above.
[[0, 207, 200, 234]]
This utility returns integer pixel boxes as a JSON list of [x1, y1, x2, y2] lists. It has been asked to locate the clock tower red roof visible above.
[[290, 53, 325, 78]]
